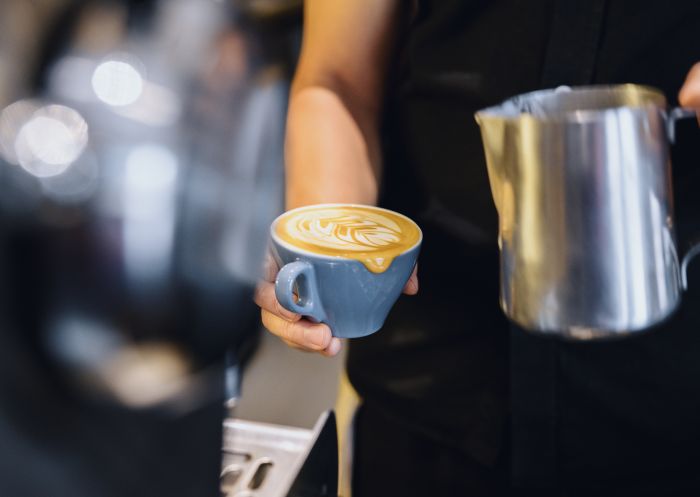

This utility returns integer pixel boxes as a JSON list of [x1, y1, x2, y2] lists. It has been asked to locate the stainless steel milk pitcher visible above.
[[475, 84, 700, 339]]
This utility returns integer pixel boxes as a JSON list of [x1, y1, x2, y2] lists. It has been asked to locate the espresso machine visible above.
[[0, 1, 336, 496]]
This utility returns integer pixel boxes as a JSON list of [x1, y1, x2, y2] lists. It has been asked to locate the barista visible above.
[[255, 1, 700, 495]]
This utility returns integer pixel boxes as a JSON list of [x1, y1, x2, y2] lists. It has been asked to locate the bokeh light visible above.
[[92, 57, 144, 107], [0, 99, 40, 165], [124, 144, 179, 281], [125, 144, 178, 194], [14, 104, 89, 177]]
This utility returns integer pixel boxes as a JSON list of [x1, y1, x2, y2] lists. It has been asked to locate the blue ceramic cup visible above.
[[270, 204, 422, 339]]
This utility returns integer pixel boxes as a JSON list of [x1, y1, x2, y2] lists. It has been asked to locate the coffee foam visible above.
[[274, 205, 421, 273]]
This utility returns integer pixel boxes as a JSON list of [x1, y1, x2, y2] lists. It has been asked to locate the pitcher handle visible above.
[[667, 106, 700, 289], [666, 107, 697, 144], [681, 242, 700, 290]]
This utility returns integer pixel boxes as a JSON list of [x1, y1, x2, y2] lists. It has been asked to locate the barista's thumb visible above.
[[679, 62, 700, 114]]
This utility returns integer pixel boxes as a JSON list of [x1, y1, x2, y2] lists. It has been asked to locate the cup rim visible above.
[[270, 203, 423, 262]]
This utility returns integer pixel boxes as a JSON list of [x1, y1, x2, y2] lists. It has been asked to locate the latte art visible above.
[[293, 213, 401, 251], [274, 205, 421, 272]]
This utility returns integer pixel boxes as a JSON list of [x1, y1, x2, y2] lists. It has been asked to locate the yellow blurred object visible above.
[[334, 362, 360, 497]]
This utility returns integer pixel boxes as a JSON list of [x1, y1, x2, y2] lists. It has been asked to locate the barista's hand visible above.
[[254, 256, 419, 357], [679, 62, 700, 115]]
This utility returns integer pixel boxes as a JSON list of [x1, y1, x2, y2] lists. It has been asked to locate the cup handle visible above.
[[275, 261, 326, 322]]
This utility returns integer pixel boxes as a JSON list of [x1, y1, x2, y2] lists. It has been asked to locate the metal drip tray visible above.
[[221, 411, 337, 497]]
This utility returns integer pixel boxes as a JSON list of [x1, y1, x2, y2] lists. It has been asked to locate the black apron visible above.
[[347, 0, 700, 492]]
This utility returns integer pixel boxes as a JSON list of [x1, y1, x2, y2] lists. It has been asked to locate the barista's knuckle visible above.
[[261, 311, 288, 341], [281, 319, 298, 343], [253, 283, 266, 307], [274, 296, 299, 321], [256, 283, 275, 310], [315, 326, 332, 349], [255, 281, 300, 321], [260, 310, 276, 335], [273, 297, 285, 317]]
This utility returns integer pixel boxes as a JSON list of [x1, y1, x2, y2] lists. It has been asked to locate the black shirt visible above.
[[347, 0, 700, 490]]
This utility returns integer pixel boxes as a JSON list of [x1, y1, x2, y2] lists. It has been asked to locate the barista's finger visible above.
[[254, 281, 301, 322], [322, 338, 342, 357], [261, 310, 333, 351], [262, 253, 280, 282], [281, 336, 342, 357], [280, 338, 308, 351], [403, 264, 419, 295], [679, 62, 700, 115]]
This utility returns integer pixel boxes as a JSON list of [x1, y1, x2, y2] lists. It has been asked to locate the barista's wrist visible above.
[[285, 187, 377, 211]]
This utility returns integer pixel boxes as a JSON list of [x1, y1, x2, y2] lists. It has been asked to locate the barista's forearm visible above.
[[284, 84, 382, 210], [283, 0, 401, 210]]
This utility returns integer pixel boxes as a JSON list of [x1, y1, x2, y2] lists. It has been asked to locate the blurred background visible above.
[[0, 1, 341, 496]]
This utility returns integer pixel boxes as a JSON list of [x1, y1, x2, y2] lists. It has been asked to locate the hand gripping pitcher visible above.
[[475, 85, 700, 339]]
